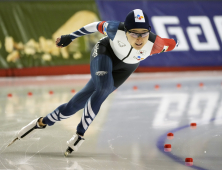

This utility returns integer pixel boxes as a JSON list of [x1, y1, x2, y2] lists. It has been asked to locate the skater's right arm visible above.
[[56, 21, 120, 47]]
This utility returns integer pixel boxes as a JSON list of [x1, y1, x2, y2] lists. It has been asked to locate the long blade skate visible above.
[[7, 117, 46, 148], [7, 137, 18, 147]]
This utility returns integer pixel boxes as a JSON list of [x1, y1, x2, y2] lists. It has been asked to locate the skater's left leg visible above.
[[76, 54, 116, 136], [65, 54, 115, 155]]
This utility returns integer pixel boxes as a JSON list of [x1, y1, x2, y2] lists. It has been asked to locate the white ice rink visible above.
[[0, 71, 222, 170]]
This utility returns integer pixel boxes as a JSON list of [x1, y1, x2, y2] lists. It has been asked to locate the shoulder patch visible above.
[[148, 32, 157, 43], [103, 22, 109, 35]]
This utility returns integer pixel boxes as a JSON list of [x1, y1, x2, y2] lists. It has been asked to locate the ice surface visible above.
[[0, 72, 222, 170]]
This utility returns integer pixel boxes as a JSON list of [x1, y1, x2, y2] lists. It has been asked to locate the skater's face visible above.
[[126, 28, 149, 50]]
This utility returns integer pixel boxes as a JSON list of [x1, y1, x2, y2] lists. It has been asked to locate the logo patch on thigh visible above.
[[96, 71, 108, 76], [92, 43, 99, 57]]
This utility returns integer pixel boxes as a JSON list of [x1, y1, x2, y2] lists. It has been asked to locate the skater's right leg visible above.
[[11, 80, 95, 145], [42, 79, 95, 126]]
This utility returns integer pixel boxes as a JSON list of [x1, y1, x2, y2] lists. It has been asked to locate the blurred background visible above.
[[0, 0, 221, 76]]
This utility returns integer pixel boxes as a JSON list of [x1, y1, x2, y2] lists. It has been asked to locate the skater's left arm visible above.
[[150, 34, 178, 55]]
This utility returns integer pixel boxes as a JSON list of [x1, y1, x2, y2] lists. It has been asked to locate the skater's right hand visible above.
[[56, 34, 72, 47], [56, 37, 63, 48]]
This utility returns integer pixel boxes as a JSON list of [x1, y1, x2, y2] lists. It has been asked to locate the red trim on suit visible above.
[[98, 21, 106, 34]]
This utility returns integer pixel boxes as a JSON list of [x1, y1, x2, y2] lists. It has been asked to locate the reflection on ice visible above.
[[66, 161, 84, 170], [5, 158, 35, 170]]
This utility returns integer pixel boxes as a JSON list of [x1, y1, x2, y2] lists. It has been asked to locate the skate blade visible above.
[[64, 151, 69, 157], [64, 147, 73, 157], [7, 137, 18, 147]]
